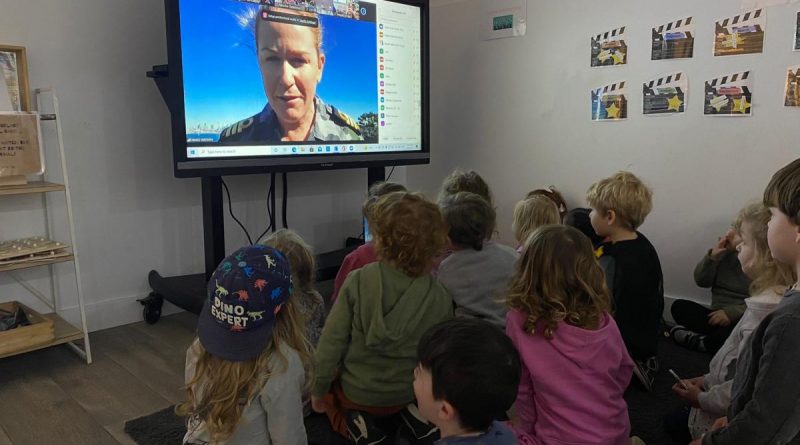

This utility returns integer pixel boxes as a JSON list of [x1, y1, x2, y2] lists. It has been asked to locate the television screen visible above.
[[166, 0, 428, 176]]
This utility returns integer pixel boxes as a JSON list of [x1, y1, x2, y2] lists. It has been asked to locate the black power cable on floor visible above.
[[221, 178, 253, 245]]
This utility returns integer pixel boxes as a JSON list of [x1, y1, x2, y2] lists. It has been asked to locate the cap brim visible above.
[[197, 301, 274, 362]]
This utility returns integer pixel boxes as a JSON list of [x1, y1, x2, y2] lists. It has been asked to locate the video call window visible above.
[[180, 0, 379, 145]]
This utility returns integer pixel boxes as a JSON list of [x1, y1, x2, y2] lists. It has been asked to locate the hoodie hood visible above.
[[359, 263, 447, 348], [537, 313, 624, 368]]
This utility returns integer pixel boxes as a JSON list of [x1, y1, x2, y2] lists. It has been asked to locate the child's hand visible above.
[[689, 439, 703, 445], [311, 395, 328, 414], [708, 310, 731, 327], [710, 229, 739, 259], [672, 380, 703, 408], [688, 375, 705, 390], [711, 416, 729, 431]]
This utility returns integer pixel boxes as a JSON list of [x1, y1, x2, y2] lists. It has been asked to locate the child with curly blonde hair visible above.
[[506, 225, 633, 445], [311, 192, 454, 443]]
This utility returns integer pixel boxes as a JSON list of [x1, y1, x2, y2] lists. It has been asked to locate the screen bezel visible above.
[[164, 0, 430, 178]]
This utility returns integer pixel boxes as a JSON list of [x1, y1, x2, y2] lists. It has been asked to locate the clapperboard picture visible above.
[[704, 71, 753, 116], [591, 27, 627, 67], [643, 72, 687, 115], [714, 9, 765, 56], [794, 12, 799, 51], [591, 81, 627, 121], [652, 17, 694, 60], [785, 65, 800, 107]]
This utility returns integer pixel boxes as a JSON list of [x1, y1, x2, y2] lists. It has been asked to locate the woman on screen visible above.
[[219, 7, 363, 143]]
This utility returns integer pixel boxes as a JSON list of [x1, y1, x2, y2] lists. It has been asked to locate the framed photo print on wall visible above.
[[0, 45, 30, 112]]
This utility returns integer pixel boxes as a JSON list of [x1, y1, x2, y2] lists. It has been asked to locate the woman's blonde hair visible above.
[[506, 225, 610, 338], [260, 229, 315, 293], [175, 298, 310, 442], [733, 203, 797, 295], [371, 191, 447, 277], [512, 196, 561, 244]]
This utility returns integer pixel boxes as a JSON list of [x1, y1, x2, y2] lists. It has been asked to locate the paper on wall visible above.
[[643, 72, 688, 115], [0, 66, 12, 112], [482, 0, 526, 40], [704, 71, 753, 116], [714, 9, 766, 56], [591, 81, 627, 121]]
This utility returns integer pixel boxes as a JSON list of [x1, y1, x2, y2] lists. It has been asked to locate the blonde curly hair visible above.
[[506, 225, 610, 338]]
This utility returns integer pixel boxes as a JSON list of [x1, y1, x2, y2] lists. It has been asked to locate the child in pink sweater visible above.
[[505, 225, 634, 445]]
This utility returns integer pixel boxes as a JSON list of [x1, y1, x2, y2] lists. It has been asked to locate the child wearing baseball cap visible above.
[[177, 245, 310, 445]]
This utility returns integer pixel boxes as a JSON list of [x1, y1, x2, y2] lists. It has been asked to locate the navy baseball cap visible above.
[[197, 245, 293, 362]]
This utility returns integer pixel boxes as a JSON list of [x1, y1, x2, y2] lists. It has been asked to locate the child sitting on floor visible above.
[[665, 203, 796, 443], [177, 245, 309, 445], [506, 225, 633, 445], [670, 226, 751, 354], [437, 192, 518, 328], [512, 195, 561, 252], [413, 318, 520, 444], [311, 192, 454, 444], [587, 171, 664, 392]]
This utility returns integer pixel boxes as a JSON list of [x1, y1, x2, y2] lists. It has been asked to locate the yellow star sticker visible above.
[[667, 95, 683, 112], [733, 96, 751, 114], [597, 49, 611, 62], [605, 103, 621, 119], [611, 51, 626, 65]]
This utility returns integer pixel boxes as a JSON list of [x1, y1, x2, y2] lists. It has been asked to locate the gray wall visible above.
[[409, 0, 800, 305]]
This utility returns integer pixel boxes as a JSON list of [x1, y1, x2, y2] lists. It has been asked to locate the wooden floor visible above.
[[0, 312, 198, 445]]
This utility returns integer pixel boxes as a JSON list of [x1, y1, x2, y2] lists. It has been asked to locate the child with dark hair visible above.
[[414, 318, 520, 444], [437, 192, 518, 328], [564, 208, 605, 246], [331, 181, 407, 303], [506, 225, 634, 445], [312, 192, 453, 444]]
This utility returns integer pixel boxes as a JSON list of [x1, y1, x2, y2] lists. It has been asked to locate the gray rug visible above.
[[124, 338, 710, 445]]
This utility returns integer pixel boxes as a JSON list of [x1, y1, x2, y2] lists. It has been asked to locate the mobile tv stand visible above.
[[141, 64, 383, 323]]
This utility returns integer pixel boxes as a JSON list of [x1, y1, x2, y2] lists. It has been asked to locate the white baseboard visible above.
[[56, 293, 189, 333]]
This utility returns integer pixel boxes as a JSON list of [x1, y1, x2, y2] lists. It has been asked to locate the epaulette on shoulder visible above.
[[330, 107, 362, 135], [220, 117, 254, 138]]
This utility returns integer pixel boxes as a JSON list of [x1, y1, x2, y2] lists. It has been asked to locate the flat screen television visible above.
[[162, 0, 429, 177]]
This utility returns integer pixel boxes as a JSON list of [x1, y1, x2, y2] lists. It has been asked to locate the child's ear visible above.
[[605, 210, 617, 226], [439, 400, 458, 423]]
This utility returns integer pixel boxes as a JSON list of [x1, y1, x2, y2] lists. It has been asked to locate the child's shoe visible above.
[[345, 410, 388, 445]]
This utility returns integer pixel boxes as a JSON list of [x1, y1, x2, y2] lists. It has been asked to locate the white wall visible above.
[[0, 0, 404, 331], [409, 0, 800, 306]]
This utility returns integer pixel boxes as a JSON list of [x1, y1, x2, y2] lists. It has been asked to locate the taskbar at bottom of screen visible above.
[[187, 143, 420, 158]]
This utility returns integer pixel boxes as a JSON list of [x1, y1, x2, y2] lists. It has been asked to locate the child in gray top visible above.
[[437, 192, 518, 329]]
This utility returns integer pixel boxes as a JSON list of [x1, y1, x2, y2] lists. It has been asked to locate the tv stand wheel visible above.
[[138, 292, 164, 324]]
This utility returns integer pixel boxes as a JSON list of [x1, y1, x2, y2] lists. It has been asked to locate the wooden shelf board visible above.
[[0, 181, 65, 196], [0, 254, 74, 273], [0, 312, 85, 359]]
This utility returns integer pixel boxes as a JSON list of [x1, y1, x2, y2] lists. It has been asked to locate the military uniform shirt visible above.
[[219, 97, 363, 143]]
